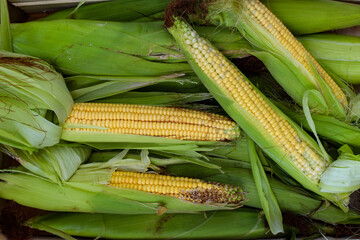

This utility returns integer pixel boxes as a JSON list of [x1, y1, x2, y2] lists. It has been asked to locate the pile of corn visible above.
[[1, 0, 360, 239]]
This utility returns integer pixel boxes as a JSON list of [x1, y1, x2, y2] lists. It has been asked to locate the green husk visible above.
[[275, 101, 360, 148], [261, 0, 360, 35], [10, 20, 251, 77], [0, 0, 12, 52], [0, 169, 244, 214], [27, 209, 274, 240], [167, 18, 348, 210], [64, 74, 211, 103], [166, 164, 360, 225], [94, 91, 213, 106], [42, 0, 170, 22], [11, 20, 190, 76], [88, 150, 220, 170], [200, 0, 351, 119], [0, 144, 91, 183], [248, 139, 283, 234], [299, 33, 360, 84], [320, 145, 360, 193], [0, 51, 73, 151], [42, 0, 360, 36]]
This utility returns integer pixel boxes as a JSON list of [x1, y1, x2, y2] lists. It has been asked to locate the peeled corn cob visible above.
[[109, 171, 244, 204], [167, 18, 348, 209], [62, 102, 240, 142]]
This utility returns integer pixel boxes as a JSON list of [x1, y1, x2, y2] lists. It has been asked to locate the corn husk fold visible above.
[[1, 144, 91, 183], [299, 33, 360, 85], [0, 51, 73, 150], [275, 101, 360, 148]]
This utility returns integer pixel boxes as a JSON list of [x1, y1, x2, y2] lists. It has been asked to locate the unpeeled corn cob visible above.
[[167, 18, 348, 209], [43, 0, 360, 36], [10, 20, 360, 86], [27, 209, 274, 240], [41, 0, 170, 22], [10, 20, 248, 76], [188, 0, 352, 119], [62, 102, 240, 143]]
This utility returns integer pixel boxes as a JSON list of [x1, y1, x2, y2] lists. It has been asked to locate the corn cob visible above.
[[109, 171, 244, 204], [167, 18, 348, 209], [63, 102, 240, 142], [186, 0, 352, 119]]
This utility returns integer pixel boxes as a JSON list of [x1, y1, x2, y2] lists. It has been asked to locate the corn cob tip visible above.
[[164, 0, 208, 28], [109, 171, 246, 205]]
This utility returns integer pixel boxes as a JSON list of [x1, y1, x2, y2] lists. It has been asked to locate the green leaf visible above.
[[248, 138, 283, 234], [320, 145, 360, 194], [0, 0, 12, 52]]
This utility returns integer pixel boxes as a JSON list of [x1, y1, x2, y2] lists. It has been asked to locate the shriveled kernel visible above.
[[109, 171, 246, 204]]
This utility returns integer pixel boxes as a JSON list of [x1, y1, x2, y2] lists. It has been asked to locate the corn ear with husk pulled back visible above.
[[167, 18, 352, 210], [27, 209, 274, 240], [192, 0, 354, 119], [0, 165, 246, 214], [166, 163, 360, 225], [0, 51, 73, 151], [0, 144, 91, 183], [299, 33, 360, 85]]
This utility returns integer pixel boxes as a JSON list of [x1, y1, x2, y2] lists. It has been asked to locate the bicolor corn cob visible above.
[[242, 0, 347, 108], [109, 171, 245, 204], [65, 103, 240, 141], [169, 20, 328, 182]]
